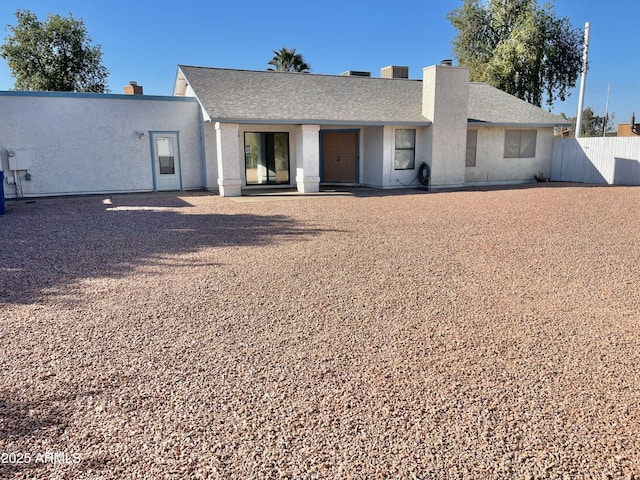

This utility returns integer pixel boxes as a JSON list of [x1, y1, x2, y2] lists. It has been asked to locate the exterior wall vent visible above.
[[380, 65, 409, 79], [340, 70, 372, 77]]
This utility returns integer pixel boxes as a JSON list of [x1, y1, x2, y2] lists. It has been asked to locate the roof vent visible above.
[[340, 70, 372, 77], [381, 65, 409, 79], [440, 59, 453, 66]]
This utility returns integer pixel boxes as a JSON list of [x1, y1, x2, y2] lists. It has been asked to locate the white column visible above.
[[215, 122, 242, 197], [295, 124, 321, 193], [382, 125, 395, 187]]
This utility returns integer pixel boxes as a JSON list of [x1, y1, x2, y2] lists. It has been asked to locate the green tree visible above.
[[448, 0, 583, 107], [1, 10, 109, 92], [267, 47, 311, 73], [569, 108, 616, 137]]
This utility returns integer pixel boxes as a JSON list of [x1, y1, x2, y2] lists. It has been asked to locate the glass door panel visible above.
[[245, 132, 290, 185]]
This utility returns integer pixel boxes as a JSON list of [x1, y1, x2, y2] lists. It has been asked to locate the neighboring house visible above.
[[173, 63, 569, 196], [617, 123, 639, 137], [0, 62, 569, 200]]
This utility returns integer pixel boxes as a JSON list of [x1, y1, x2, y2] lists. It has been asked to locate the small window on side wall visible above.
[[504, 130, 537, 158], [466, 130, 478, 167], [395, 129, 416, 170]]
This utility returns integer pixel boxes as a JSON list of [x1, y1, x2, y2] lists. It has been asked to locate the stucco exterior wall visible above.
[[422, 65, 469, 188], [380, 126, 429, 188], [362, 126, 384, 187], [203, 122, 219, 191], [311, 125, 430, 189], [464, 126, 554, 184], [0, 92, 203, 198]]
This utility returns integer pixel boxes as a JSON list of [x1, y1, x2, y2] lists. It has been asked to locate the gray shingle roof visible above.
[[176, 65, 568, 127], [468, 82, 569, 126], [177, 65, 428, 126]]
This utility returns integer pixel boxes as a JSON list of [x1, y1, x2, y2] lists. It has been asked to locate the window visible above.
[[395, 129, 416, 170], [466, 130, 477, 167], [244, 132, 290, 185], [504, 130, 537, 158], [156, 137, 175, 174]]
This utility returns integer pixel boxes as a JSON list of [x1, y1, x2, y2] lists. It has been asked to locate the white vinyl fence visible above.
[[551, 137, 640, 185]]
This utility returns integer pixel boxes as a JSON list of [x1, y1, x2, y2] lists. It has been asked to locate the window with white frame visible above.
[[395, 129, 416, 170], [504, 130, 537, 158]]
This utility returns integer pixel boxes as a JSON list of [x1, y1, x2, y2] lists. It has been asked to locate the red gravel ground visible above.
[[1, 185, 639, 479]]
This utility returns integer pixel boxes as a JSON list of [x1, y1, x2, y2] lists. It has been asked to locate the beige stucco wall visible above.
[[465, 126, 555, 184]]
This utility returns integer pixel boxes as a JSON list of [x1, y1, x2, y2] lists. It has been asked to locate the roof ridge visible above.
[[178, 65, 423, 82]]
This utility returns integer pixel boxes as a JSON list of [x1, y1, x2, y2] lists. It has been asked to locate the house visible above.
[[173, 62, 569, 196], [0, 62, 569, 200], [0, 87, 204, 199], [617, 123, 639, 137]]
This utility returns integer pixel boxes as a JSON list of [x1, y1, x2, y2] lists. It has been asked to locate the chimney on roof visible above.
[[422, 64, 469, 186], [380, 65, 409, 79], [123, 81, 143, 95], [440, 59, 453, 66]]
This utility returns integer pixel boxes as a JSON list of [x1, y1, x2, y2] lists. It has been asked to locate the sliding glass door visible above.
[[244, 132, 290, 185]]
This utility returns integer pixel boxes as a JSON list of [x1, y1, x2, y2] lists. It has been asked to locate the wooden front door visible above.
[[322, 131, 358, 183]]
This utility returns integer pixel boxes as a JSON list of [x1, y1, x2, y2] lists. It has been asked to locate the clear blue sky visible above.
[[1, 0, 639, 127]]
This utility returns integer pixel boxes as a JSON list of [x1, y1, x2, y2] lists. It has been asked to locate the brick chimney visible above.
[[123, 81, 143, 95]]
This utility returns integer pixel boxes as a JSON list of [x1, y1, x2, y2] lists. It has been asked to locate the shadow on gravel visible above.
[[0, 393, 64, 478], [0, 193, 327, 305], [0, 390, 110, 477]]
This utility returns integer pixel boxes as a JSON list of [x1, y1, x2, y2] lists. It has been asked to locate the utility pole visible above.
[[575, 22, 590, 138], [603, 83, 610, 137]]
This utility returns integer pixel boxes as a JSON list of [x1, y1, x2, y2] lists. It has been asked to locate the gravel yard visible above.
[[1, 185, 639, 479]]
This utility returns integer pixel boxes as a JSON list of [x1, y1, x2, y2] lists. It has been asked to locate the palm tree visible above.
[[267, 47, 311, 73]]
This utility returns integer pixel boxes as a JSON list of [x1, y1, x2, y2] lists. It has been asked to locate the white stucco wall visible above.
[[0, 92, 203, 198], [422, 65, 469, 188], [203, 123, 433, 191], [464, 126, 554, 184], [379, 126, 429, 188], [203, 122, 219, 191], [362, 126, 384, 187], [313, 125, 430, 189]]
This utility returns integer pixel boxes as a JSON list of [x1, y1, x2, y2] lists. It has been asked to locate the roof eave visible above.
[[208, 118, 432, 127], [173, 67, 212, 122], [468, 120, 571, 127]]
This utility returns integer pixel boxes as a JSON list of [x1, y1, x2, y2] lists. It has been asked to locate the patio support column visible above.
[[295, 124, 321, 193], [215, 122, 242, 197], [382, 125, 395, 187]]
